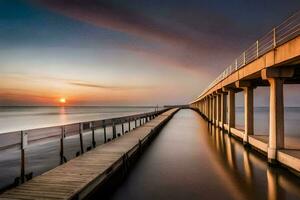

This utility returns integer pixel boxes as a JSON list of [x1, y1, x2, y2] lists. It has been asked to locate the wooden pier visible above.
[[0, 108, 178, 200]]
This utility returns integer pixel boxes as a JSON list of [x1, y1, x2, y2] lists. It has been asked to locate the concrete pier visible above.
[[191, 13, 300, 174]]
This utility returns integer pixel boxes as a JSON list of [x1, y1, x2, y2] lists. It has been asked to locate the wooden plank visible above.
[[0, 108, 178, 200]]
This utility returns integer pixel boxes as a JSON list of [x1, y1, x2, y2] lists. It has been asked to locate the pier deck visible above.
[[249, 135, 300, 173], [0, 108, 178, 200], [219, 123, 300, 173]]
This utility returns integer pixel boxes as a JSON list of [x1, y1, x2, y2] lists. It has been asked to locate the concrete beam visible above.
[[223, 85, 243, 93], [261, 67, 294, 80], [235, 80, 253, 88]]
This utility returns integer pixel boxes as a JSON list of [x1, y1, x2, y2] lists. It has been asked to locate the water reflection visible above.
[[105, 110, 300, 200], [59, 106, 67, 124], [207, 122, 300, 200]]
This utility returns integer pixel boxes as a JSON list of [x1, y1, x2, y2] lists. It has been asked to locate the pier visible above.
[[0, 108, 178, 199], [191, 11, 300, 172]]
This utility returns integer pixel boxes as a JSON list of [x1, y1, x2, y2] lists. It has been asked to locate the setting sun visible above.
[[59, 97, 66, 104]]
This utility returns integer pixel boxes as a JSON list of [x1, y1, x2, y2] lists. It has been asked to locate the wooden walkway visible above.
[[0, 108, 179, 200]]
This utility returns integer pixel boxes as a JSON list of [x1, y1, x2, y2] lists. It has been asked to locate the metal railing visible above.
[[0, 108, 168, 191], [194, 10, 300, 102]]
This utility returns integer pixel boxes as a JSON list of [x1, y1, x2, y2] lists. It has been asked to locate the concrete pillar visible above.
[[220, 93, 226, 129], [268, 78, 284, 163], [205, 98, 208, 118], [243, 87, 254, 144], [214, 95, 217, 125], [213, 96, 216, 124], [227, 90, 235, 132], [203, 98, 206, 117], [261, 68, 294, 163], [216, 94, 221, 127], [199, 100, 203, 114], [209, 96, 213, 122], [211, 96, 215, 124]]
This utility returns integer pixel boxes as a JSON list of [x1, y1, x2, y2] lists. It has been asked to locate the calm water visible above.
[[0, 106, 157, 133], [236, 107, 300, 137], [105, 109, 300, 200]]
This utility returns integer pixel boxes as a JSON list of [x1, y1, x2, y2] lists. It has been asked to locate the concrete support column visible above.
[[209, 96, 213, 123], [214, 96, 217, 125], [227, 90, 235, 132], [207, 98, 210, 121], [211, 96, 215, 124], [220, 93, 226, 129], [261, 67, 293, 163], [212, 96, 216, 124], [205, 98, 208, 117], [204, 98, 207, 117], [216, 94, 221, 127], [243, 87, 254, 144], [201, 101, 203, 113], [268, 78, 284, 163]]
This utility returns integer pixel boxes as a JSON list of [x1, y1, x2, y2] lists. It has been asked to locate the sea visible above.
[[0, 106, 300, 196], [0, 106, 158, 134]]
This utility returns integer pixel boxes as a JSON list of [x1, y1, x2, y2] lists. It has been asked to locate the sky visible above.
[[0, 0, 300, 106]]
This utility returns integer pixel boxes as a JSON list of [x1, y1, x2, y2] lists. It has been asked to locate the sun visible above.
[[59, 97, 66, 104]]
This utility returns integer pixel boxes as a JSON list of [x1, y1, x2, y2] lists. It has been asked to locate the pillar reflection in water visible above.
[[205, 117, 300, 200], [243, 150, 253, 186], [267, 167, 285, 200]]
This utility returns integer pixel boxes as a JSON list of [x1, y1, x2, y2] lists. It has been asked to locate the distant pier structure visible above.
[[190, 11, 300, 171]]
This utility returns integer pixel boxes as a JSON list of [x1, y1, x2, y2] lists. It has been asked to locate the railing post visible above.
[[256, 40, 259, 58], [60, 126, 65, 164], [128, 118, 131, 131], [235, 59, 238, 70], [243, 52, 246, 65], [112, 121, 117, 139], [103, 125, 107, 142], [91, 122, 96, 148], [122, 123, 124, 135], [79, 123, 84, 154], [20, 131, 27, 184], [273, 28, 276, 48]]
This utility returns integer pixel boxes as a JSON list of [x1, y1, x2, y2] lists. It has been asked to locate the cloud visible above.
[[30, 0, 247, 75], [69, 81, 118, 89], [31, 0, 241, 52], [68, 81, 152, 90], [0, 73, 152, 91]]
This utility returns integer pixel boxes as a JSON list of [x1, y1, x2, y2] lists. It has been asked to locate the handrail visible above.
[[0, 108, 168, 188], [191, 10, 300, 103]]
